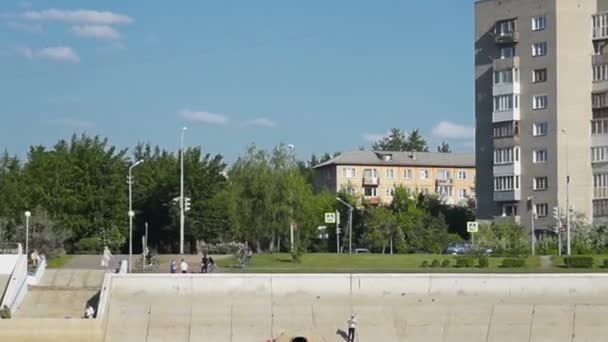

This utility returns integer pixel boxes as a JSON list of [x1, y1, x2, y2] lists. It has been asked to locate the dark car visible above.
[[442, 242, 473, 255]]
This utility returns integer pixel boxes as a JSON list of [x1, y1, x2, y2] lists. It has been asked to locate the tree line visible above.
[[0, 132, 473, 256]]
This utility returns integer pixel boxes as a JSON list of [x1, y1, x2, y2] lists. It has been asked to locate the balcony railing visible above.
[[362, 176, 379, 186], [595, 187, 608, 199], [436, 178, 453, 187], [494, 31, 520, 45], [593, 92, 608, 109], [493, 57, 520, 71], [593, 54, 608, 66], [493, 189, 521, 202]]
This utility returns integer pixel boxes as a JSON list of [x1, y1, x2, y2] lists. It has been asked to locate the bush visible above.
[[198, 241, 245, 254], [478, 256, 489, 268], [564, 256, 594, 268], [431, 259, 440, 268], [420, 260, 429, 267], [73, 237, 101, 254], [454, 257, 475, 268], [603, 259, 608, 269], [501, 258, 526, 268], [440, 259, 451, 268]]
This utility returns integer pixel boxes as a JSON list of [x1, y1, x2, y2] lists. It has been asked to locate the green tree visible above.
[[437, 142, 451, 153], [372, 128, 429, 152]]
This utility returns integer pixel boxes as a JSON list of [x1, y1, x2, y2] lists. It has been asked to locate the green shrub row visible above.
[[501, 258, 526, 268], [420, 259, 451, 268], [564, 256, 594, 268], [418, 256, 504, 268]]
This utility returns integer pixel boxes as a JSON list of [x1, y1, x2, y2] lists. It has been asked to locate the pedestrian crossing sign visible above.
[[324, 212, 336, 223], [467, 221, 479, 233]]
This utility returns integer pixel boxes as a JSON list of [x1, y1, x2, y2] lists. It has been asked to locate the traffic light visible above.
[[552, 206, 560, 221], [185, 197, 191, 212]]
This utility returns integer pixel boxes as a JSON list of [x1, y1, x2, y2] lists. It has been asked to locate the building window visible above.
[[457, 170, 467, 180], [458, 189, 468, 199], [532, 16, 546, 31], [594, 64, 608, 82], [592, 146, 608, 163], [437, 186, 452, 197], [385, 168, 394, 179], [593, 13, 608, 39], [364, 187, 378, 197], [420, 169, 429, 180], [494, 176, 520, 191], [493, 69, 518, 84], [533, 122, 547, 136], [493, 94, 519, 112], [495, 19, 516, 36], [533, 149, 547, 163], [533, 68, 547, 83], [533, 177, 548, 191], [437, 170, 451, 180], [386, 188, 395, 197], [533, 95, 548, 110], [532, 42, 547, 57], [494, 147, 520, 164], [363, 168, 378, 178], [342, 167, 356, 178], [594, 173, 608, 199], [502, 204, 518, 216], [500, 46, 515, 59], [493, 121, 519, 138], [592, 119, 608, 135], [535, 203, 548, 217], [403, 169, 412, 179]]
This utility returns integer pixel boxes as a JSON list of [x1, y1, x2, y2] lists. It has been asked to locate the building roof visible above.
[[312, 150, 475, 169]]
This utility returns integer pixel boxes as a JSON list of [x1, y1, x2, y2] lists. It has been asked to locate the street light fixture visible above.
[[180, 127, 187, 255], [128, 159, 144, 273], [336, 198, 354, 254], [24, 211, 31, 258], [561, 128, 571, 256]]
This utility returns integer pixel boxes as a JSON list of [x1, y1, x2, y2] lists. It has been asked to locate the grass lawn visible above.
[[218, 253, 543, 273], [46, 255, 73, 268]]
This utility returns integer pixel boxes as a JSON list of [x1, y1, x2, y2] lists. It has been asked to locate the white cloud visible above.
[[71, 25, 120, 40], [6, 20, 43, 33], [37, 46, 80, 63], [45, 118, 94, 129], [180, 109, 229, 125], [362, 131, 388, 142], [431, 121, 474, 140], [23, 9, 133, 25], [242, 117, 277, 128]]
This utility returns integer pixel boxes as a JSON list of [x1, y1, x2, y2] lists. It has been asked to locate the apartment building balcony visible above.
[[593, 92, 608, 109], [435, 178, 453, 187], [492, 56, 519, 71], [492, 108, 520, 123], [494, 31, 519, 45], [594, 187, 608, 199], [362, 176, 379, 187], [493, 82, 520, 97], [493, 189, 521, 202], [493, 162, 521, 177], [592, 119, 608, 147], [593, 54, 608, 66]]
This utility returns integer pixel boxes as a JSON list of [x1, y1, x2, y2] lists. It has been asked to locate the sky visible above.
[[0, 0, 475, 163]]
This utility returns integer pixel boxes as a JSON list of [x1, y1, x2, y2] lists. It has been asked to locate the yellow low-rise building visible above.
[[313, 150, 475, 205]]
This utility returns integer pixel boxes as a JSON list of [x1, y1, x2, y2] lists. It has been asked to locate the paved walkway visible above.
[[63, 254, 230, 273]]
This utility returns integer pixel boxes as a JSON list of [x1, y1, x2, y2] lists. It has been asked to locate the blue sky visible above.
[[0, 1, 475, 163]]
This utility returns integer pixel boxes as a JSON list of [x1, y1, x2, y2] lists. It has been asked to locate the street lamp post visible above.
[[528, 196, 536, 256], [180, 127, 187, 255], [288, 144, 295, 252], [336, 197, 353, 254], [24, 211, 31, 258], [561, 129, 571, 256], [128, 159, 144, 273]]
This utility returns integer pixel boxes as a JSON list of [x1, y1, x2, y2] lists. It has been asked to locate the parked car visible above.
[[442, 242, 472, 255], [355, 248, 370, 254]]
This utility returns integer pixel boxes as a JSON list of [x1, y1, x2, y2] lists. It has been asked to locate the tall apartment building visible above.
[[312, 150, 475, 205], [475, 0, 608, 231]]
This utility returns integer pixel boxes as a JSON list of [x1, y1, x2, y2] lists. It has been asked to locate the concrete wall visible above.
[[1, 255, 28, 310], [0, 255, 19, 275]]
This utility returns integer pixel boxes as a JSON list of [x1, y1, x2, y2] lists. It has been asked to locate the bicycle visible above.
[[135, 254, 160, 271]]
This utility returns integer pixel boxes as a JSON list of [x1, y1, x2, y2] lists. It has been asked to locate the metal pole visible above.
[[348, 208, 353, 254], [145, 222, 148, 253], [25, 212, 30, 259], [531, 202, 535, 257], [336, 210, 340, 254], [128, 167, 133, 273], [290, 222, 294, 253], [180, 127, 186, 255], [563, 129, 571, 256]]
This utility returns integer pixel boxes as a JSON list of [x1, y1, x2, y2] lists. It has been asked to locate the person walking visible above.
[[347, 314, 357, 342], [30, 249, 40, 268], [208, 257, 216, 273], [101, 246, 113, 270], [201, 253, 209, 273], [170, 259, 177, 274], [180, 258, 188, 274]]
